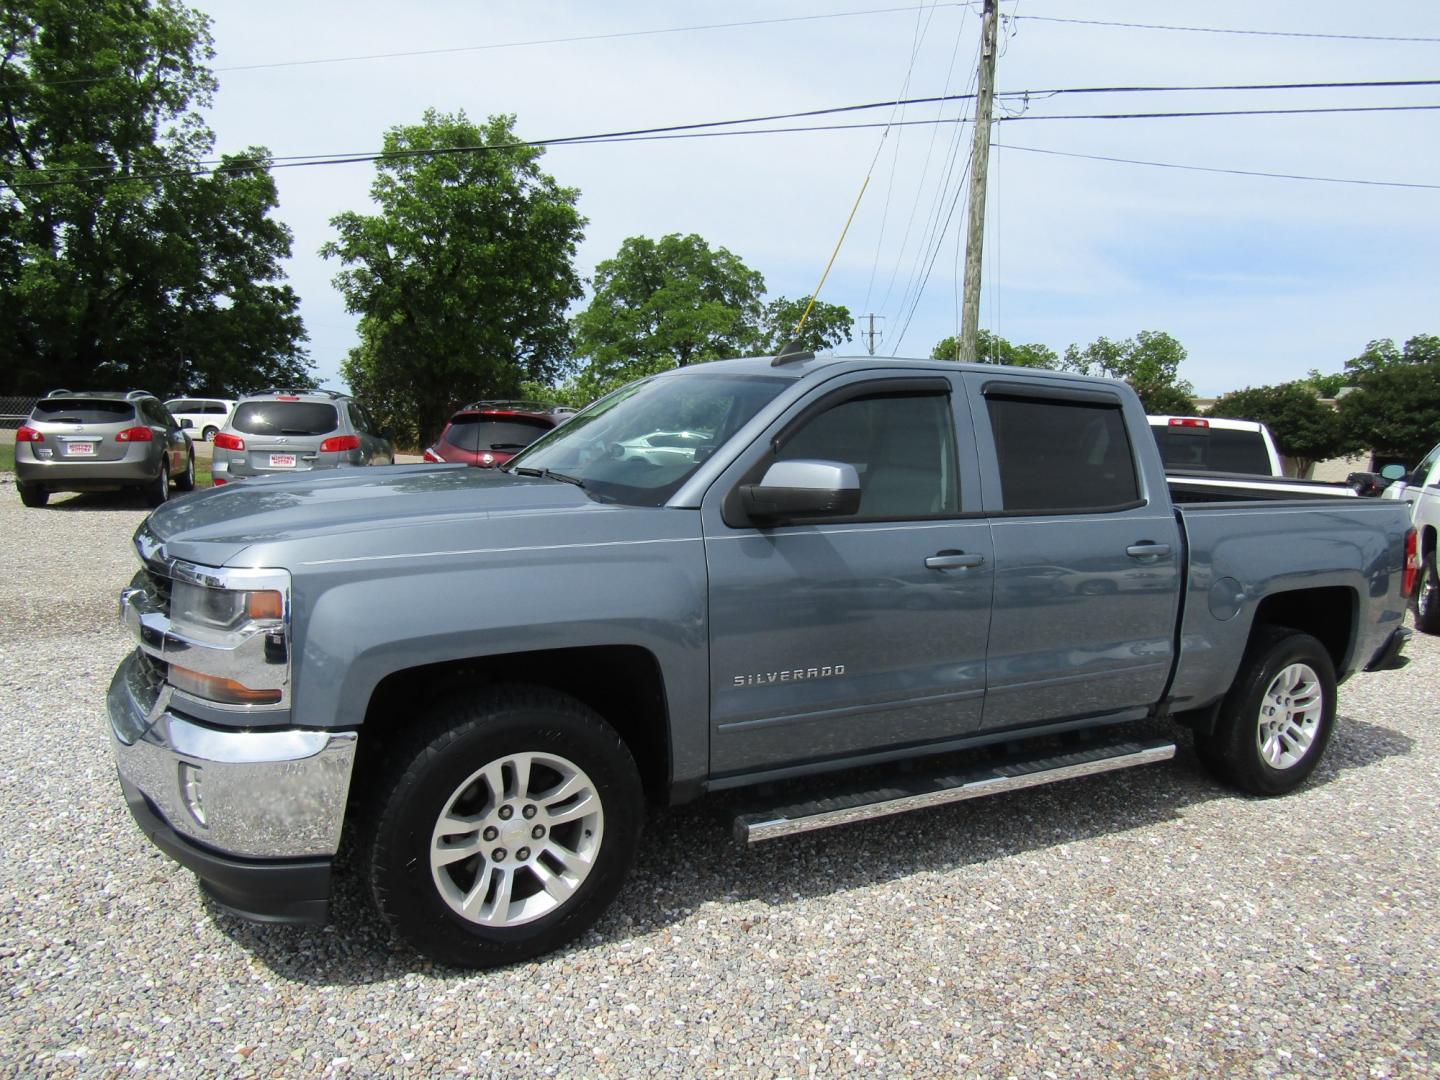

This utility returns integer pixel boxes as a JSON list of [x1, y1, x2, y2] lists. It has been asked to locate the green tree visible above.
[[1303, 369, 1349, 397], [1344, 334, 1440, 382], [572, 233, 766, 393], [1062, 330, 1196, 414], [931, 330, 1059, 368], [0, 0, 310, 395], [324, 110, 585, 448], [1207, 382, 1351, 476], [756, 295, 853, 355], [1339, 361, 1440, 466]]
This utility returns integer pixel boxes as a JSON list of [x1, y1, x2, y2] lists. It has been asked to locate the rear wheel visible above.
[[1194, 626, 1336, 796], [1415, 550, 1440, 635], [202, 425, 219, 441], [368, 687, 642, 968], [174, 448, 196, 492], [143, 459, 170, 507], [17, 482, 49, 508]]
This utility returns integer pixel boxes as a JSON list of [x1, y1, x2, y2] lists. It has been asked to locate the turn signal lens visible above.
[[423, 447, 445, 463], [214, 432, 245, 450], [246, 590, 284, 620], [319, 434, 360, 453], [16, 426, 44, 442], [115, 426, 154, 442], [169, 665, 282, 706]]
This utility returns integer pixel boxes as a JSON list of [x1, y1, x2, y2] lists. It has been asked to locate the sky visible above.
[[189, 1, 1440, 397]]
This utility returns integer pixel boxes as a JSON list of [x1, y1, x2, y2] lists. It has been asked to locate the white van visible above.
[[164, 397, 236, 441]]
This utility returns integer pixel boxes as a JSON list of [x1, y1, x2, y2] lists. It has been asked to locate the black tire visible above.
[[1194, 626, 1336, 796], [367, 687, 643, 969], [1414, 549, 1440, 636], [17, 482, 49, 508], [143, 459, 170, 507], [202, 425, 218, 441], [174, 448, 196, 492]]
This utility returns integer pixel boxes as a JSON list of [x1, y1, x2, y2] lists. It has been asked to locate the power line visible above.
[[1014, 15, 1440, 43], [6, 103, 1439, 192], [11, 79, 1440, 179], [995, 143, 1440, 191]]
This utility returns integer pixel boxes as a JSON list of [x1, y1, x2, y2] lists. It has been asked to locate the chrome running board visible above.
[[735, 738, 1176, 844]]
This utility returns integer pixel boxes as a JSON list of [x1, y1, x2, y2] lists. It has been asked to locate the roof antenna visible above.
[[771, 339, 815, 367]]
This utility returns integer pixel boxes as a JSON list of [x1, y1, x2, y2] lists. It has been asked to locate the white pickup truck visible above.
[[1148, 415, 1356, 501], [1382, 439, 1440, 632]]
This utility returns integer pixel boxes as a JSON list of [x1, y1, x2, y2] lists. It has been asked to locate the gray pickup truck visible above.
[[108, 355, 1416, 968]]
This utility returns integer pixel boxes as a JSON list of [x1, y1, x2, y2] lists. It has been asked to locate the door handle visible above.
[[1126, 542, 1172, 559], [926, 551, 986, 571]]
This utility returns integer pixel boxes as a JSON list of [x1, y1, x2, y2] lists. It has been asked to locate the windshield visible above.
[[508, 372, 791, 506]]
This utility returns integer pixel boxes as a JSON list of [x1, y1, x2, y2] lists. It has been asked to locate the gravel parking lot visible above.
[[1, 477, 1436, 1077]]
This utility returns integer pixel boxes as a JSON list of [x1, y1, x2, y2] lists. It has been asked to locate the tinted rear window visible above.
[[443, 416, 552, 453], [1153, 427, 1271, 475], [232, 401, 339, 436], [33, 399, 136, 423], [987, 396, 1140, 512]]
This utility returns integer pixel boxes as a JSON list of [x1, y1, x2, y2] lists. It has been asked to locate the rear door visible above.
[[701, 371, 995, 777], [967, 376, 1182, 730]]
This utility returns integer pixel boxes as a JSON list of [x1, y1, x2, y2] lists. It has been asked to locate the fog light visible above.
[[170, 665, 282, 706]]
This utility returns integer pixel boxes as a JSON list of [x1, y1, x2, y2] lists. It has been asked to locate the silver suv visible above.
[[211, 389, 395, 484], [15, 390, 195, 508]]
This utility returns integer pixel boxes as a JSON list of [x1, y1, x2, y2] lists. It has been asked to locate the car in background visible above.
[[1381, 439, 1440, 633], [423, 401, 574, 468], [1148, 415, 1282, 476], [210, 389, 394, 484], [14, 389, 194, 508], [164, 397, 236, 441]]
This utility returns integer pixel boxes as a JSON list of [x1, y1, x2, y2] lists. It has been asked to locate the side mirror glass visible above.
[[179, 418, 193, 429], [740, 459, 861, 524], [1380, 464, 1407, 481]]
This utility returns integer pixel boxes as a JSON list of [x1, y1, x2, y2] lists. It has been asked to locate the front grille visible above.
[[135, 650, 168, 695], [142, 563, 172, 613]]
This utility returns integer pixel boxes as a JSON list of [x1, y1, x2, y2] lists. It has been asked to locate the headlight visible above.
[[171, 580, 284, 634]]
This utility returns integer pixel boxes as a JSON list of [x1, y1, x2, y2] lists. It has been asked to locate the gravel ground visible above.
[[0, 477, 1436, 1078]]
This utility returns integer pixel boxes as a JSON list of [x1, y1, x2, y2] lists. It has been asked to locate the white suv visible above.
[[164, 397, 236, 441]]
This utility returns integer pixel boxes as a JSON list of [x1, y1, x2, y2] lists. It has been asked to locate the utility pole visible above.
[[959, 0, 998, 363], [860, 313, 884, 355]]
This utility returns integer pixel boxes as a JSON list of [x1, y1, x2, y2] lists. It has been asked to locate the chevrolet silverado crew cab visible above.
[[108, 355, 1417, 968]]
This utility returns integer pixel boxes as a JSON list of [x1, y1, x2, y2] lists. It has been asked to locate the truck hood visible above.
[[140, 464, 612, 567]]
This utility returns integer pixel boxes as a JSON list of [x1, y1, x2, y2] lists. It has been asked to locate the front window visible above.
[[508, 372, 791, 506]]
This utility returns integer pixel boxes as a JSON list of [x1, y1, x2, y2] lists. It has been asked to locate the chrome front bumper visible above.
[[108, 651, 356, 860]]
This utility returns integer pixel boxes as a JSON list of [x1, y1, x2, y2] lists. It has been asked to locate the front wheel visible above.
[[1415, 549, 1440, 635], [367, 687, 643, 968], [1194, 626, 1336, 796]]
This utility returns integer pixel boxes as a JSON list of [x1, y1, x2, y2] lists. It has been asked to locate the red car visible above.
[[423, 401, 574, 468]]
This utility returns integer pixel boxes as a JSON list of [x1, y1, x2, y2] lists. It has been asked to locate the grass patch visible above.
[[0, 443, 13, 473]]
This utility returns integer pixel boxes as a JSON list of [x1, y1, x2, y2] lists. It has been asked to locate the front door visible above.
[[702, 373, 995, 777]]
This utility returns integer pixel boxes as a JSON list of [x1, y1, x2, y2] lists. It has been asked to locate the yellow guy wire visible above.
[[793, 174, 871, 338]]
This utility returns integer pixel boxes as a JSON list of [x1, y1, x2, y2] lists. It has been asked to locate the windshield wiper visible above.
[[512, 466, 585, 488], [490, 442, 529, 450]]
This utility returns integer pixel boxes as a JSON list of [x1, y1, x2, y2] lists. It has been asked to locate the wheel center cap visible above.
[[499, 817, 531, 846]]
